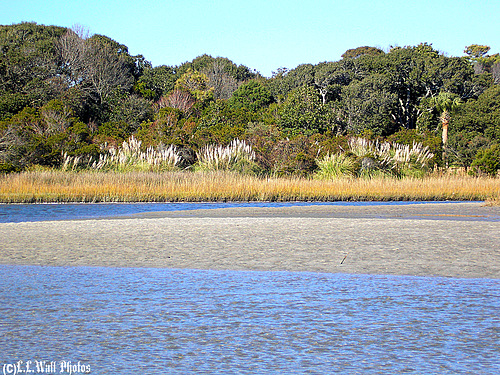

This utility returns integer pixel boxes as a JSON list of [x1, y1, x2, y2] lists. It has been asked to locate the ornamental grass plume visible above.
[[316, 137, 435, 179], [195, 139, 256, 172], [62, 136, 181, 172]]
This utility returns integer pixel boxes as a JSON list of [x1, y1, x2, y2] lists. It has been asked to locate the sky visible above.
[[1, 0, 500, 77]]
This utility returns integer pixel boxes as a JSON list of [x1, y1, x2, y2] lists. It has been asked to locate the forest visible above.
[[1, 22, 499, 178]]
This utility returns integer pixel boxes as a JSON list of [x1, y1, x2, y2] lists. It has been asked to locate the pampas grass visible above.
[[0, 170, 498, 203], [315, 153, 357, 179], [62, 136, 181, 172], [195, 139, 256, 171]]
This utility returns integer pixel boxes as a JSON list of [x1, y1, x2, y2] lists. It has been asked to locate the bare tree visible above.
[[59, 26, 134, 102], [158, 89, 195, 116], [203, 60, 238, 100]]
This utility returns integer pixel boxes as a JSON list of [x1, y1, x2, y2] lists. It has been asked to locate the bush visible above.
[[314, 137, 435, 179], [471, 144, 500, 176], [315, 153, 357, 179]]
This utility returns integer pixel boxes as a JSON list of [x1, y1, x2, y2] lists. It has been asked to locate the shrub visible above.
[[315, 153, 357, 179], [471, 144, 500, 176], [195, 139, 258, 173], [315, 137, 435, 179]]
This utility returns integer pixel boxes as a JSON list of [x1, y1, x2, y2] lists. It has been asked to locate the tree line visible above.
[[1, 22, 499, 175]]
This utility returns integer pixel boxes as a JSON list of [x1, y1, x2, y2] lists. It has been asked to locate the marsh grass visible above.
[[0, 170, 498, 203]]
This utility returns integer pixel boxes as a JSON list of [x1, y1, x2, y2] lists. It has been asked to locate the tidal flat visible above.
[[1, 202, 498, 278]]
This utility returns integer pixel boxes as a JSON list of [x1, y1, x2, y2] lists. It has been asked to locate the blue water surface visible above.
[[0, 265, 498, 374], [0, 201, 467, 223]]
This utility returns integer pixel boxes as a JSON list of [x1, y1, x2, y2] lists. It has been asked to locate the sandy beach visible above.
[[1, 202, 499, 278]]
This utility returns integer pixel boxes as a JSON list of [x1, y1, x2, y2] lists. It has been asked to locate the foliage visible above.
[[0, 23, 498, 176], [470, 143, 500, 176], [278, 86, 334, 135], [315, 153, 357, 179], [229, 80, 273, 112]]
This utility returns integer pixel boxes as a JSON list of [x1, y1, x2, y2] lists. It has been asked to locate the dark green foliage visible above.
[[447, 131, 491, 168], [340, 74, 397, 135], [229, 80, 273, 112], [135, 65, 178, 101], [452, 85, 500, 140], [0, 23, 499, 173], [96, 121, 130, 144], [342, 46, 385, 59], [471, 143, 500, 176], [278, 86, 334, 135]]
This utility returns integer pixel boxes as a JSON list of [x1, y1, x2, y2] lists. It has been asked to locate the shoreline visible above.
[[1, 203, 499, 279]]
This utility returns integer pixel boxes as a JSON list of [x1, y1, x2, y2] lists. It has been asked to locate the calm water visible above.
[[0, 266, 499, 374], [0, 201, 468, 223]]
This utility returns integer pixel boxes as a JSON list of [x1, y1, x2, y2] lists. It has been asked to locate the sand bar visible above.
[[1, 202, 499, 278]]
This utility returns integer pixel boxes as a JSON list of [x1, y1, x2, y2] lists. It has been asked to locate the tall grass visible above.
[[316, 137, 435, 179], [195, 139, 257, 172], [63, 136, 181, 172], [0, 170, 498, 203]]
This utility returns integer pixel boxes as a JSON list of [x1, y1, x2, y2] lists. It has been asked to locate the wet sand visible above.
[[1, 202, 499, 278]]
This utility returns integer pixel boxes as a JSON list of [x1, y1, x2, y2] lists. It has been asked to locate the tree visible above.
[[432, 91, 462, 146], [342, 46, 385, 59], [60, 28, 135, 103], [340, 74, 397, 135], [464, 44, 491, 60], [277, 86, 334, 135], [314, 61, 353, 104], [375, 43, 473, 130], [452, 85, 500, 141], [0, 23, 67, 112], [174, 68, 213, 103], [229, 80, 273, 112], [464, 44, 500, 82], [269, 64, 315, 102], [203, 60, 238, 100], [135, 65, 178, 101]]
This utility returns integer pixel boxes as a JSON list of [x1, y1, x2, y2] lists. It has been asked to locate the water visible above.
[[0, 201, 468, 223], [1, 265, 498, 374]]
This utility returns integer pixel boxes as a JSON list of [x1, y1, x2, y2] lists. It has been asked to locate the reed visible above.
[[0, 170, 498, 203]]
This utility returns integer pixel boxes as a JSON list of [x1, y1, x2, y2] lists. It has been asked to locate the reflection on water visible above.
[[1, 266, 499, 374]]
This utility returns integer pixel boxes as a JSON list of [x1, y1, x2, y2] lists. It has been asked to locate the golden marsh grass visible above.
[[0, 170, 498, 203]]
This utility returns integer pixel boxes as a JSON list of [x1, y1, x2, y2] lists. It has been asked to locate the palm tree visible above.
[[432, 92, 462, 164], [433, 92, 462, 145]]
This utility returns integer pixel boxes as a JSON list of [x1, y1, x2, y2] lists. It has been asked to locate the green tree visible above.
[[0, 23, 67, 114], [134, 65, 178, 101], [341, 46, 385, 59], [375, 43, 473, 130], [340, 74, 397, 135], [174, 68, 214, 103], [277, 86, 334, 135], [432, 91, 462, 146], [269, 64, 315, 102], [229, 80, 273, 112]]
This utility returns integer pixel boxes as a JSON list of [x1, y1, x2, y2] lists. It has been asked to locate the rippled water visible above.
[[1, 266, 498, 374], [0, 201, 465, 223]]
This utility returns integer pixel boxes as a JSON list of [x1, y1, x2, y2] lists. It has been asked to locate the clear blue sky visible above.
[[2, 0, 499, 77]]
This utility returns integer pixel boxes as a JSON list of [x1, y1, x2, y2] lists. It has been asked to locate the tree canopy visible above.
[[0, 23, 499, 175]]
